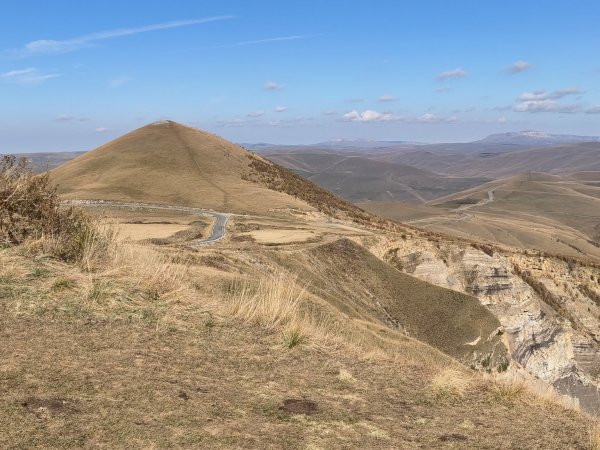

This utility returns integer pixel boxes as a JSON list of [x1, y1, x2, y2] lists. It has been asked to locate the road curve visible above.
[[188, 212, 231, 246], [61, 201, 231, 246]]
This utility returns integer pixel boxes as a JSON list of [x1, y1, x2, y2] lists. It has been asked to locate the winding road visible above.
[[188, 212, 231, 246], [62, 201, 231, 246]]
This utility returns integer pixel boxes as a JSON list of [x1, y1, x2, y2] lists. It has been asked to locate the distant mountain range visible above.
[[241, 131, 600, 151], [239, 138, 426, 151], [476, 131, 600, 147]]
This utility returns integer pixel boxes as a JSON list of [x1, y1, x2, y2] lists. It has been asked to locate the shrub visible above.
[[0, 155, 99, 262]]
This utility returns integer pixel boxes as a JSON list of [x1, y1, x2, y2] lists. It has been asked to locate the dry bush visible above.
[[0, 155, 99, 262]]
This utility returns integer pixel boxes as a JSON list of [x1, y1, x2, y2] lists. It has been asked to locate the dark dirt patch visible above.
[[439, 433, 468, 442], [279, 399, 318, 415], [21, 398, 79, 417], [178, 391, 190, 401]]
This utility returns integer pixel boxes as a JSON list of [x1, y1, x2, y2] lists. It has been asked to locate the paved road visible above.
[[188, 212, 231, 246], [62, 200, 231, 246]]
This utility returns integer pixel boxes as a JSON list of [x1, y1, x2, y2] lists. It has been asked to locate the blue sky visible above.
[[1, 0, 599, 152]]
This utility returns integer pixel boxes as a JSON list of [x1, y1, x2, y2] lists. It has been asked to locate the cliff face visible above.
[[356, 235, 600, 413]]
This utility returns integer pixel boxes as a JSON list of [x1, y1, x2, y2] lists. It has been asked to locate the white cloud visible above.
[[55, 115, 73, 122], [517, 87, 583, 101], [3, 16, 234, 58], [586, 105, 600, 114], [339, 110, 457, 124], [378, 94, 398, 102], [1, 67, 58, 85], [436, 68, 468, 81], [436, 86, 452, 92], [497, 117, 507, 123], [268, 121, 281, 126], [94, 127, 112, 132], [264, 81, 285, 90], [381, 109, 394, 114], [246, 110, 266, 117], [322, 110, 338, 115], [274, 106, 287, 112], [514, 100, 580, 113], [216, 119, 244, 127], [503, 61, 533, 74]]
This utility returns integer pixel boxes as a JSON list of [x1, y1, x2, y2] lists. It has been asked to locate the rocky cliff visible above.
[[355, 234, 600, 413]]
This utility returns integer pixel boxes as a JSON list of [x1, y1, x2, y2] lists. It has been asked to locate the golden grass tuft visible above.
[[225, 272, 305, 329], [430, 365, 472, 401], [338, 369, 356, 384]]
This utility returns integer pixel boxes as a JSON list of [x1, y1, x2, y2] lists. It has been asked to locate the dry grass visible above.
[[430, 365, 473, 401], [589, 421, 600, 450], [225, 271, 306, 329]]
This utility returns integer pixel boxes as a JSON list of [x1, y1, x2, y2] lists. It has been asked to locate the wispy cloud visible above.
[[216, 119, 245, 127], [338, 110, 457, 124], [246, 110, 266, 117], [497, 117, 507, 123], [517, 87, 583, 101], [3, 16, 234, 58], [436, 68, 468, 81], [514, 100, 580, 113], [220, 34, 323, 47], [264, 81, 285, 90], [436, 86, 452, 93], [452, 106, 476, 113], [94, 127, 113, 132], [0, 67, 58, 84], [274, 106, 288, 112], [585, 105, 600, 114], [322, 110, 338, 115], [378, 94, 398, 102], [54, 115, 89, 122], [503, 61, 533, 74]]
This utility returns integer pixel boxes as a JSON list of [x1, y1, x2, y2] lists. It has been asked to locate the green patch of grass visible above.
[[282, 326, 309, 349], [30, 267, 50, 279], [51, 278, 76, 291]]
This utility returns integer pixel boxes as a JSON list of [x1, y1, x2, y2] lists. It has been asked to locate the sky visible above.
[[1, 0, 599, 152]]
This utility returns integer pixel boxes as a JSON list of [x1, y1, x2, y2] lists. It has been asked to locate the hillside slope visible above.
[[436, 142, 600, 178], [263, 151, 490, 204], [51, 121, 379, 220]]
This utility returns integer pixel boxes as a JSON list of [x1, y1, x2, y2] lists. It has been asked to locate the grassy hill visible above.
[[50, 121, 379, 221], [362, 172, 600, 260], [434, 142, 600, 178]]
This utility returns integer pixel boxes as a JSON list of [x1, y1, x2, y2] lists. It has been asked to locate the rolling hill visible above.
[[51, 121, 375, 218], [262, 151, 491, 204], [361, 171, 600, 260]]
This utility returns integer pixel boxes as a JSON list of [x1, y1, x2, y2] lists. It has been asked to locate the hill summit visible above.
[[51, 121, 371, 218]]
